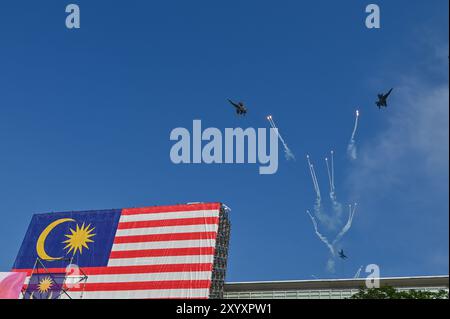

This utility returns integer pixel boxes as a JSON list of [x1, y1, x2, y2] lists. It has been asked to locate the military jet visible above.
[[338, 249, 348, 260], [376, 88, 394, 108], [228, 99, 247, 115]]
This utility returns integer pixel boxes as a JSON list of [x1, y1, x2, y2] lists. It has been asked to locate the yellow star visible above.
[[62, 223, 96, 255], [37, 276, 53, 293]]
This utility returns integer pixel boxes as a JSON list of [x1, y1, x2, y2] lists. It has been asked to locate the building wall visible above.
[[223, 276, 449, 299]]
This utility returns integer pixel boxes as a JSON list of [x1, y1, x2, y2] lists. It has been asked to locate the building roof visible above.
[[224, 275, 449, 292]]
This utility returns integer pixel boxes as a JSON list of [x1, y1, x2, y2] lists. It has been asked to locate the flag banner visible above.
[[14, 209, 122, 269], [12, 203, 230, 299]]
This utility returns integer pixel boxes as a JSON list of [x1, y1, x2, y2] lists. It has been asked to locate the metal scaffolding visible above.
[[209, 204, 231, 299]]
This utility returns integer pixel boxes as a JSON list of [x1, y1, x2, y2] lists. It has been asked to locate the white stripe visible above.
[[107, 255, 214, 267], [60, 288, 210, 299], [119, 210, 219, 223], [115, 224, 218, 237], [112, 239, 216, 251], [23, 271, 212, 285]]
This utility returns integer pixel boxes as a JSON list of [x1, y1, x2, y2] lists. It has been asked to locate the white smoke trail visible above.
[[354, 265, 363, 279], [325, 155, 336, 200], [326, 151, 343, 218], [306, 211, 336, 257], [311, 166, 320, 196], [325, 157, 333, 192], [307, 156, 340, 230], [268, 116, 295, 160], [331, 150, 335, 191], [267, 115, 296, 161], [325, 151, 336, 194], [307, 153, 345, 222], [326, 258, 336, 273], [306, 151, 358, 272], [310, 165, 321, 199], [307, 157, 323, 218], [347, 110, 360, 160], [333, 203, 357, 246], [307, 155, 321, 197]]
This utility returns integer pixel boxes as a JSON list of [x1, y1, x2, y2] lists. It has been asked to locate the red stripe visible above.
[[114, 232, 217, 244], [22, 280, 212, 292], [76, 280, 212, 291], [12, 263, 213, 276], [117, 217, 219, 230], [109, 247, 215, 259], [121, 203, 221, 216]]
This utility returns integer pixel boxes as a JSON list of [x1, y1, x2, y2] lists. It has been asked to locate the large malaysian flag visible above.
[[12, 202, 231, 299]]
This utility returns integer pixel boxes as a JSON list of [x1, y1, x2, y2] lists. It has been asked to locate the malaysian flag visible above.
[[12, 202, 231, 299]]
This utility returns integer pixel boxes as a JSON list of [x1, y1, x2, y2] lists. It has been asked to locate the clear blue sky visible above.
[[0, 0, 448, 281]]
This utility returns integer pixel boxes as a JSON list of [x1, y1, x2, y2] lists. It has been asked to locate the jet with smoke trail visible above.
[[267, 115, 296, 161], [347, 110, 360, 160]]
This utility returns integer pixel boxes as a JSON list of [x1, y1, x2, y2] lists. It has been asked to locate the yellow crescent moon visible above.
[[36, 218, 75, 261]]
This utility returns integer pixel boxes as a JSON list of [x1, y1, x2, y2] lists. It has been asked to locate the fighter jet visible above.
[[228, 99, 247, 115], [376, 88, 394, 108], [338, 249, 348, 260]]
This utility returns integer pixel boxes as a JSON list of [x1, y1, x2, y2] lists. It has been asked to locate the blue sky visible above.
[[0, 0, 448, 281]]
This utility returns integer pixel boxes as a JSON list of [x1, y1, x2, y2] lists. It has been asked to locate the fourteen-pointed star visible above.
[[63, 223, 96, 255]]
